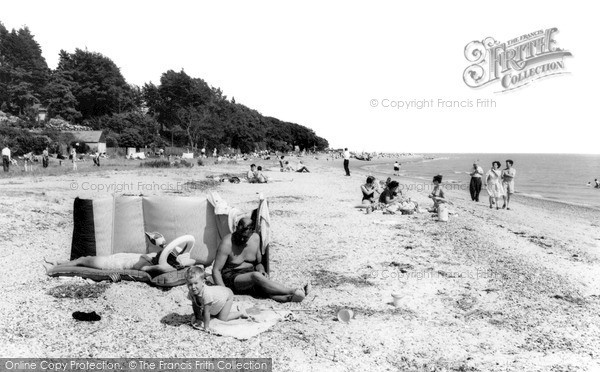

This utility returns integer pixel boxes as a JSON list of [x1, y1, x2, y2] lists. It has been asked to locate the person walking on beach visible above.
[[485, 161, 504, 210], [343, 148, 351, 176], [469, 161, 484, 202], [501, 160, 516, 210], [393, 161, 400, 176], [2, 145, 11, 172]]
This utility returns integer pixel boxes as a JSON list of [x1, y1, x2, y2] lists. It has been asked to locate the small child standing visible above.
[[186, 266, 247, 333]]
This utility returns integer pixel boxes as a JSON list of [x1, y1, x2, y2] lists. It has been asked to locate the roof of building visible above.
[[62, 131, 106, 143]]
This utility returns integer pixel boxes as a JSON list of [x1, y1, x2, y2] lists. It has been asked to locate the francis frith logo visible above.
[[463, 28, 572, 92]]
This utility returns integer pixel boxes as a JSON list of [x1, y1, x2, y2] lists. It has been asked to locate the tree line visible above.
[[0, 22, 328, 155]]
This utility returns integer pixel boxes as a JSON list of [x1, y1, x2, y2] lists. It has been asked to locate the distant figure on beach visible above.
[[278, 156, 287, 172], [2, 145, 11, 172], [71, 148, 77, 171], [255, 166, 267, 183], [42, 148, 49, 168], [212, 218, 310, 302], [361, 176, 378, 204], [213, 148, 217, 157], [296, 161, 310, 173], [93, 151, 101, 167], [247, 164, 258, 182], [595, 179, 600, 189], [428, 175, 449, 212], [393, 161, 400, 176], [469, 161, 484, 202], [283, 161, 295, 172], [343, 148, 351, 176], [501, 160, 516, 210], [485, 161, 504, 210]]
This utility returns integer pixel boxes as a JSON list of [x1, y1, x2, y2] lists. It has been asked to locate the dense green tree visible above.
[[42, 71, 81, 121], [55, 49, 135, 119], [1, 21, 329, 152], [0, 23, 49, 115], [118, 128, 143, 148]]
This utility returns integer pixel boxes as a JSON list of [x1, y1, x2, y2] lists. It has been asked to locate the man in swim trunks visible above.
[[501, 159, 516, 210], [212, 218, 309, 302]]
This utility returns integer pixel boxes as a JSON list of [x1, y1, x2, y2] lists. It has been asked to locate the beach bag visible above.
[[438, 205, 449, 222]]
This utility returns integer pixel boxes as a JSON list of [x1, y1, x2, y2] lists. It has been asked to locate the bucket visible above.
[[438, 205, 449, 222], [337, 309, 355, 323], [391, 293, 403, 307]]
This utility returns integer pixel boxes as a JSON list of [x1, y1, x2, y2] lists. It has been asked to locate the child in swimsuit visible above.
[[186, 266, 248, 333]]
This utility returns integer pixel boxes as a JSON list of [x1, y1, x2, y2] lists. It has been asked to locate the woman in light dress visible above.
[[485, 161, 505, 210]]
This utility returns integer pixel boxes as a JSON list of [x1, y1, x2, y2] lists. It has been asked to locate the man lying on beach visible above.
[[212, 218, 310, 302]]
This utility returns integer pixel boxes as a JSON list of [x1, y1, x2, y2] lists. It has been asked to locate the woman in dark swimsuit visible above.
[[361, 176, 377, 204]]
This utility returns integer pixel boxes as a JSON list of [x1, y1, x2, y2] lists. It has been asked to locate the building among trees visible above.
[[62, 131, 106, 153]]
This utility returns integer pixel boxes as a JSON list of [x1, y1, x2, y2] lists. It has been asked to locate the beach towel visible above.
[[254, 197, 271, 274], [207, 192, 245, 235], [198, 301, 291, 340]]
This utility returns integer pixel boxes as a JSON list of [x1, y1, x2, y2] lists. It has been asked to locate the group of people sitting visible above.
[[360, 174, 452, 215], [360, 176, 419, 214], [279, 156, 310, 173], [246, 164, 268, 183], [45, 218, 310, 333]]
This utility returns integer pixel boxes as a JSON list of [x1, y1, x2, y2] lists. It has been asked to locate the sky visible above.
[[1, 0, 597, 153]]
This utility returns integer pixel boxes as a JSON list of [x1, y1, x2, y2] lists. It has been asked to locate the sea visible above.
[[362, 153, 600, 210]]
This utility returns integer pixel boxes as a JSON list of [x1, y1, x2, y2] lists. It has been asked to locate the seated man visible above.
[[212, 218, 309, 302], [246, 164, 258, 183], [296, 161, 310, 173], [255, 166, 268, 183]]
